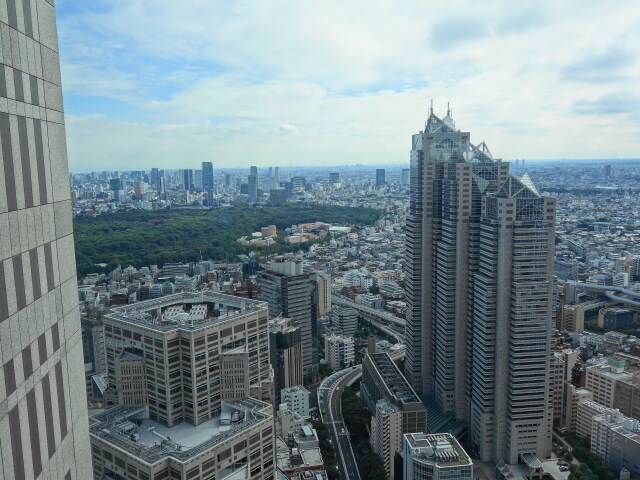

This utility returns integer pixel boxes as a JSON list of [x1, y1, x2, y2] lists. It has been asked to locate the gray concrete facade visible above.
[[0, 1, 92, 478]]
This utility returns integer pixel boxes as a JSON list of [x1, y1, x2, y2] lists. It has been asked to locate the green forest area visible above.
[[73, 205, 381, 276]]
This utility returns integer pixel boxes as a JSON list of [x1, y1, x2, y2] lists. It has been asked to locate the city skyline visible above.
[[56, 1, 640, 171]]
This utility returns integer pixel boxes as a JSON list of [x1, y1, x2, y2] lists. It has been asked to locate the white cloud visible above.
[[280, 124, 300, 135], [58, 0, 640, 171]]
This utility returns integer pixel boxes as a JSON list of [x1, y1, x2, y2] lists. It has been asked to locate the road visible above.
[[317, 351, 405, 480], [318, 367, 363, 480], [332, 293, 405, 343]]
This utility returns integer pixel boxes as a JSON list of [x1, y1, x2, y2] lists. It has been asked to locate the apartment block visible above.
[[324, 334, 355, 371], [371, 400, 402, 480], [564, 386, 593, 432], [576, 400, 608, 438], [591, 410, 640, 477]]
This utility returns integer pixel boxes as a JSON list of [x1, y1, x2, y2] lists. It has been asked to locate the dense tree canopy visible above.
[[73, 204, 381, 276]]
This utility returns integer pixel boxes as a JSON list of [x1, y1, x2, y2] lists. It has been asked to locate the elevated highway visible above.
[[332, 293, 405, 343]]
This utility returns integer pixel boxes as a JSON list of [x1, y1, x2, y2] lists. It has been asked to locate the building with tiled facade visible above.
[[0, 1, 92, 478]]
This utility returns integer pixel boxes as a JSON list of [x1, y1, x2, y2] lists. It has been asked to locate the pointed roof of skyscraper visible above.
[[496, 174, 541, 199]]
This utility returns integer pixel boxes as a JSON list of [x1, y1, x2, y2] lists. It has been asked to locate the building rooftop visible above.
[[105, 292, 267, 332], [405, 432, 472, 467], [369, 352, 420, 404], [90, 398, 270, 464]]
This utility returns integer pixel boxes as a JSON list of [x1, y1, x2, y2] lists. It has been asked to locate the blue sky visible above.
[[56, 0, 640, 172]]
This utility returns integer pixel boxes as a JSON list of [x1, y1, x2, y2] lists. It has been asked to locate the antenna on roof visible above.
[[447, 101, 451, 117], [429, 99, 433, 116]]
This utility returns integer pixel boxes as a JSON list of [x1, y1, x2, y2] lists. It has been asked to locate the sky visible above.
[[56, 0, 640, 172]]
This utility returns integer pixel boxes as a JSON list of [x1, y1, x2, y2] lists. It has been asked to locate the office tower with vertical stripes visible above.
[[201, 161, 213, 191], [405, 106, 555, 463], [0, 0, 92, 478]]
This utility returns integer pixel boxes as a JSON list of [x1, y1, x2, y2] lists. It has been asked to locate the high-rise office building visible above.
[[202, 161, 214, 191], [376, 168, 386, 186], [405, 106, 555, 463], [248, 165, 258, 203], [401, 168, 410, 186], [180, 168, 193, 191], [150, 167, 158, 184], [274, 166, 280, 184], [91, 292, 276, 479], [0, 1, 92, 478], [331, 305, 357, 337], [269, 316, 303, 395], [258, 259, 318, 378], [317, 272, 332, 316], [193, 168, 203, 191], [329, 172, 340, 184]]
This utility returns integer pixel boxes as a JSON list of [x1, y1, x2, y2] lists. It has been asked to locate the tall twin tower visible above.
[[405, 107, 556, 464]]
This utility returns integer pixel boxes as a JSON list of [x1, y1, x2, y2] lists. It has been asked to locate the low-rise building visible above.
[[591, 409, 640, 477], [585, 358, 631, 408], [281, 386, 311, 419]]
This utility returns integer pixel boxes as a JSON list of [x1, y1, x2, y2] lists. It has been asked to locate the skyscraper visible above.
[[180, 168, 193, 191], [193, 168, 202, 191], [376, 168, 386, 186], [269, 316, 303, 394], [405, 106, 554, 463], [401, 168, 410, 186], [0, 1, 92, 478], [248, 165, 258, 203], [257, 259, 318, 378], [202, 161, 214, 191]]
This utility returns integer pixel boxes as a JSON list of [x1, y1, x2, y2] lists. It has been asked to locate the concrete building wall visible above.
[[324, 334, 355, 371], [0, 1, 92, 478], [576, 400, 608, 438], [370, 400, 402, 480], [103, 296, 272, 427], [280, 385, 310, 419], [585, 364, 630, 408]]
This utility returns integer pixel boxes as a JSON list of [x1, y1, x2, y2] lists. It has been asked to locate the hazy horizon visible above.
[[58, 1, 640, 171]]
